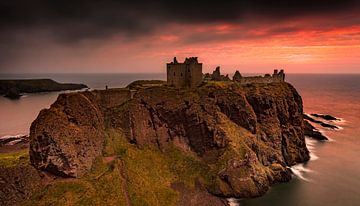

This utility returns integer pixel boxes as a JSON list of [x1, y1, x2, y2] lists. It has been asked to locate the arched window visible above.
[[181, 73, 183, 77], [173, 72, 176, 76]]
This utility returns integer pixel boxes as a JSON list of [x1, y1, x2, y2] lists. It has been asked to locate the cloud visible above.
[[0, 0, 359, 73], [1, 0, 359, 42]]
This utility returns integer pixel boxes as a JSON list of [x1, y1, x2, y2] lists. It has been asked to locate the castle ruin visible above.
[[167, 57, 203, 88], [232, 69, 285, 84], [167, 57, 286, 88]]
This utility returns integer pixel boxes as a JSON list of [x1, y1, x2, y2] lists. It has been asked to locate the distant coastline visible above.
[[0, 79, 88, 99]]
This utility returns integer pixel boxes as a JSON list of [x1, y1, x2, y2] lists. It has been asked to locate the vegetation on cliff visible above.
[[23, 129, 222, 205], [0, 149, 29, 168]]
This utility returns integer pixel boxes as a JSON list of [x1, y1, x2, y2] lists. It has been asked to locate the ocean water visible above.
[[0, 73, 360, 206]]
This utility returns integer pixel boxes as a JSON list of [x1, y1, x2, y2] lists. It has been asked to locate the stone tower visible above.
[[166, 57, 203, 88], [272, 69, 285, 81]]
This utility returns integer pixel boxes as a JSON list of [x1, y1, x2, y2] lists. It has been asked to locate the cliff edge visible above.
[[24, 81, 309, 205]]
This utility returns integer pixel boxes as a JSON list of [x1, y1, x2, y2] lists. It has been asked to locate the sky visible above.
[[0, 0, 359, 74]]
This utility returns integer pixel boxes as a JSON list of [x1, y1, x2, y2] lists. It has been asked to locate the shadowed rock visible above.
[[4, 87, 21, 99], [233, 70, 242, 82], [311, 113, 339, 121], [303, 114, 339, 129], [304, 121, 328, 141]]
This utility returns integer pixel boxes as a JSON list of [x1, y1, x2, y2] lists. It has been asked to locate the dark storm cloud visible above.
[[0, 0, 359, 42]]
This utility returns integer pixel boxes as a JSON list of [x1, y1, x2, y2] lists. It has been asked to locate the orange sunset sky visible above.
[[0, 0, 359, 74]]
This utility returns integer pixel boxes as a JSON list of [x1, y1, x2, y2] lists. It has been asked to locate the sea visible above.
[[1, 73, 360, 206]]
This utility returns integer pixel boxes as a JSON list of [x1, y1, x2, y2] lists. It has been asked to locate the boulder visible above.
[[29, 92, 105, 177]]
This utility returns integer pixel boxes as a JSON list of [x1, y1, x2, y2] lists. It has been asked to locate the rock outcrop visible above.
[[311, 113, 339, 121], [304, 121, 328, 141], [4, 87, 21, 99], [304, 113, 339, 129], [28, 80, 310, 201], [233, 70, 242, 81], [29, 92, 105, 177]]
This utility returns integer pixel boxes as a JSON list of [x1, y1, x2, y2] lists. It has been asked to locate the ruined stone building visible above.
[[232, 69, 286, 84], [203, 66, 230, 81], [272, 69, 285, 81], [167, 57, 285, 87], [167, 57, 203, 88]]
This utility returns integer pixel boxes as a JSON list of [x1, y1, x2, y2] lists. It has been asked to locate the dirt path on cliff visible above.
[[119, 160, 132, 206]]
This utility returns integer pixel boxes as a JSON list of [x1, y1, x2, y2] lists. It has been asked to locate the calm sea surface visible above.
[[0, 73, 360, 206]]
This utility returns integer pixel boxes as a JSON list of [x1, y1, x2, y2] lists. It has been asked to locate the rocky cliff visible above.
[[25, 81, 309, 205]]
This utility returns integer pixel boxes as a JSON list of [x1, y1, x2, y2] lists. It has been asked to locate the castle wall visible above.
[[238, 76, 283, 84], [167, 64, 187, 88], [188, 63, 202, 87], [93, 88, 132, 109]]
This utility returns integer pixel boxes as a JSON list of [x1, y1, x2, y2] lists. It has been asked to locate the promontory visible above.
[[0, 58, 311, 205]]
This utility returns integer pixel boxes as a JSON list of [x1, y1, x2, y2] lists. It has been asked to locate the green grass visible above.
[[0, 149, 29, 168], [203, 81, 234, 89], [126, 80, 166, 90]]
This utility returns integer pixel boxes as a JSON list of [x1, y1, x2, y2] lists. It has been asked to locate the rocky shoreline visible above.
[[0, 135, 29, 153], [0, 80, 333, 205]]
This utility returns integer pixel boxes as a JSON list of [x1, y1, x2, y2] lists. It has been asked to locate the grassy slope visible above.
[[23, 129, 215, 206], [0, 149, 29, 167]]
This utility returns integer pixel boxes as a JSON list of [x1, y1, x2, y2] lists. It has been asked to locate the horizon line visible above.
[[1, 72, 360, 75]]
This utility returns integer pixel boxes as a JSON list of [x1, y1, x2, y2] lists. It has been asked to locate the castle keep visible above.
[[167, 57, 203, 88]]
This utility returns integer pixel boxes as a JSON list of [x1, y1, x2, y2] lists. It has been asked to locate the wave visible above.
[[290, 164, 313, 182], [0, 134, 27, 140], [306, 137, 320, 160], [336, 118, 346, 124], [316, 128, 335, 142], [227, 198, 240, 206], [291, 136, 326, 182]]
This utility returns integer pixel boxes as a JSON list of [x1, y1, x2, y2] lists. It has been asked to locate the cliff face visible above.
[[28, 81, 309, 203]]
